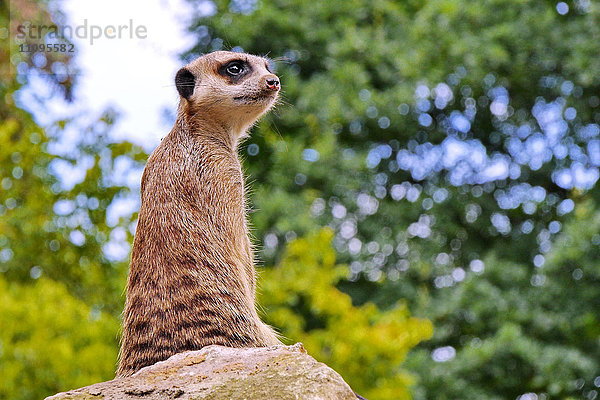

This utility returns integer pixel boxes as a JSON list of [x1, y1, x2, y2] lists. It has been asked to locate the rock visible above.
[[45, 344, 358, 400]]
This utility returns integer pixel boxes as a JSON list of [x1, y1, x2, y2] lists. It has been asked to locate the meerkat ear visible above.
[[175, 67, 196, 99]]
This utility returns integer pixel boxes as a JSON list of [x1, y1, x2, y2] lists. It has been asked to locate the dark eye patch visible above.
[[218, 60, 252, 84]]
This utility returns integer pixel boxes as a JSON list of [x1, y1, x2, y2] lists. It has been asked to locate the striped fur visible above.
[[117, 52, 281, 377]]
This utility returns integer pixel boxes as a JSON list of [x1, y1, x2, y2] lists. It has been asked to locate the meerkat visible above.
[[116, 51, 282, 378]]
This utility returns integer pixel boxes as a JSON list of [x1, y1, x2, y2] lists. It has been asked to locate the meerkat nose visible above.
[[266, 77, 280, 91]]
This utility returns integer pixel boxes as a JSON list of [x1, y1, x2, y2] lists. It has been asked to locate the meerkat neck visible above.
[[174, 114, 251, 269], [177, 105, 249, 148]]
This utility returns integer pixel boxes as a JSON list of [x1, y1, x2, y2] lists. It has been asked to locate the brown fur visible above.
[[116, 51, 281, 378]]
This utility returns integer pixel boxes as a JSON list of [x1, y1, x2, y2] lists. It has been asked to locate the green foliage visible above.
[[0, 109, 143, 314], [187, 0, 600, 270], [406, 202, 600, 399], [0, 276, 119, 400], [1, 1, 144, 316], [1, 2, 141, 397], [260, 229, 433, 399], [187, 1, 600, 398]]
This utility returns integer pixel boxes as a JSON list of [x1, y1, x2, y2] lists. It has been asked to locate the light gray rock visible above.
[[45, 344, 357, 400]]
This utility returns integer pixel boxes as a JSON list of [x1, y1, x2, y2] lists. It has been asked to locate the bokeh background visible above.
[[1, 0, 599, 399]]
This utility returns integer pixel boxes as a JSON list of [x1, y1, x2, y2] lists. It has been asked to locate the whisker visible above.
[[272, 56, 292, 64]]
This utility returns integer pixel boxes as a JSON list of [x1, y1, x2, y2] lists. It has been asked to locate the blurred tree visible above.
[[1, 1, 143, 397], [184, 0, 600, 398], [260, 229, 433, 400], [1, 1, 147, 313], [0, 276, 119, 400], [406, 200, 600, 399], [0, 107, 144, 315]]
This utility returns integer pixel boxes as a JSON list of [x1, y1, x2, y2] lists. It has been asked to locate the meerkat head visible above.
[[175, 51, 280, 138]]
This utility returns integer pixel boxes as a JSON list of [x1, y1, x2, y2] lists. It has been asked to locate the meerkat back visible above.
[[116, 51, 281, 378]]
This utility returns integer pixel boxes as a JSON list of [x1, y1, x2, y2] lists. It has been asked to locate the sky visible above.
[[42, 0, 198, 149]]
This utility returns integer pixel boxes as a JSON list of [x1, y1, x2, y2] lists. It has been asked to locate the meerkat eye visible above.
[[225, 61, 244, 76]]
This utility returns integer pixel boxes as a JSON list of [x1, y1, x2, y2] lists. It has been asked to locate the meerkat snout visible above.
[[265, 76, 280, 91], [174, 51, 280, 137]]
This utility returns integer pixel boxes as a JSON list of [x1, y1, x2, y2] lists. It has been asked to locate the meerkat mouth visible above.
[[233, 92, 276, 103]]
